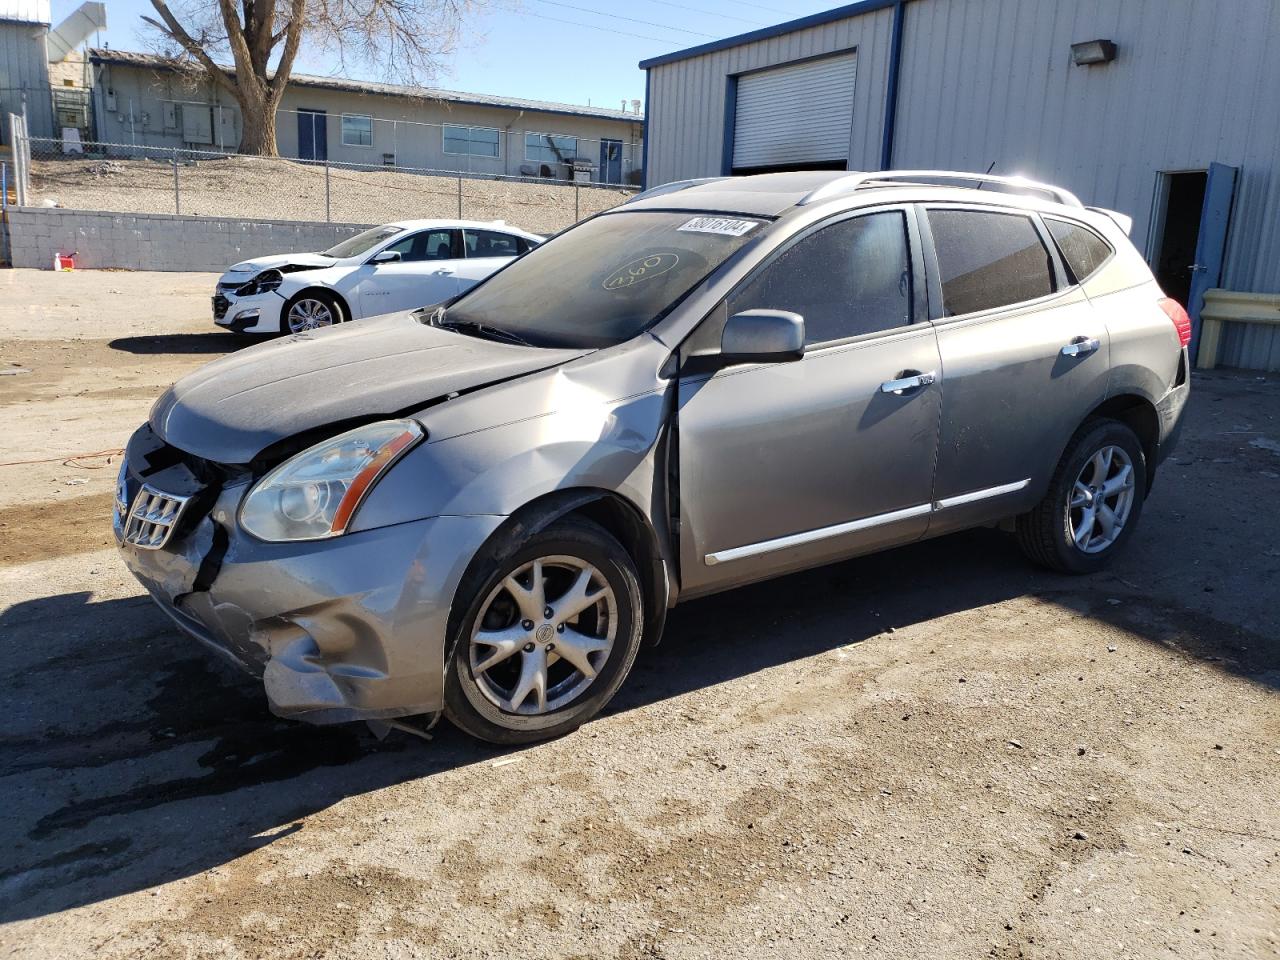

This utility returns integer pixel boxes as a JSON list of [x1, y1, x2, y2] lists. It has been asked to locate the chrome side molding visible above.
[[704, 478, 1031, 565], [933, 478, 1030, 510]]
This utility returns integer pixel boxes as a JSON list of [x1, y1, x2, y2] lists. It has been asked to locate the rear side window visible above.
[[465, 230, 523, 258], [729, 211, 912, 345], [928, 210, 1055, 316], [1046, 218, 1112, 283]]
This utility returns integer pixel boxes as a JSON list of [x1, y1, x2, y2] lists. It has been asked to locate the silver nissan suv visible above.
[[116, 170, 1191, 744]]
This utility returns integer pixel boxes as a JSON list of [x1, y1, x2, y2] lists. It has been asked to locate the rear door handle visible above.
[[880, 370, 936, 395], [1061, 336, 1100, 358]]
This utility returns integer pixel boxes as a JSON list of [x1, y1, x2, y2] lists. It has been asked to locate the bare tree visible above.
[[143, 0, 481, 155]]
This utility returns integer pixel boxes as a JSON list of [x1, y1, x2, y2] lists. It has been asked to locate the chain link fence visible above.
[[22, 136, 638, 236]]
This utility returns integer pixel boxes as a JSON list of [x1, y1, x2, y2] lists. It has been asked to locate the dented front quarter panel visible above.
[[355, 334, 676, 539]]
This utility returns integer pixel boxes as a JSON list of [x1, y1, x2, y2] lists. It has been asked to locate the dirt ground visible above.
[[1, 266, 1278, 959], [28, 155, 632, 234]]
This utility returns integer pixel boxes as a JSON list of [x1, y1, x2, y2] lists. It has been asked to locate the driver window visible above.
[[383, 230, 455, 262], [728, 211, 912, 345]]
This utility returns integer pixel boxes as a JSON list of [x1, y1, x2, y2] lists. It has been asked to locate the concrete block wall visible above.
[[5, 208, 374, 271]]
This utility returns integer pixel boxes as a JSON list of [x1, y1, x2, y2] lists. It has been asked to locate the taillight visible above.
[[1159, 297, 1192, 348]]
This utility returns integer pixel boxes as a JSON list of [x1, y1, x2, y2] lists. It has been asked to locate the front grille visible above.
[[212, 294, 230, 320], [122, 485, 193, 550]]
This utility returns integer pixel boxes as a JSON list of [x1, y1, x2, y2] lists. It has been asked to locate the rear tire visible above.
[[1016, 419, 1147, 574], [443, 517, 644, 745]]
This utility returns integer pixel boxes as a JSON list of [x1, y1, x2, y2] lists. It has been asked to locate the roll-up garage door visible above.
[[732, 53, 857, 173]]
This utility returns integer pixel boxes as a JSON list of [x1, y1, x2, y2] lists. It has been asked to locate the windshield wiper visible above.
[[431, 308, 535, 347]]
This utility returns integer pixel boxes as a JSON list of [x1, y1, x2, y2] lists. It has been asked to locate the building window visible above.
[[443, 124, 501, 158], [525, 132, 578, 165], [341, 114, 373, 147]]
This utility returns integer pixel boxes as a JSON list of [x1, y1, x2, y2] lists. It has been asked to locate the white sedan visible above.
[[212, 219, 543, 334]]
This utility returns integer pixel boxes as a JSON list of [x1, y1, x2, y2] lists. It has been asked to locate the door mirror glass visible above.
[[371, 250, 402, 264], [719, 310, 805, 365]]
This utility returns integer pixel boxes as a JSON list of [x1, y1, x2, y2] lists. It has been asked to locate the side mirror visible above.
[[371, 250, 402, 264], [719, 309, 805, 365]]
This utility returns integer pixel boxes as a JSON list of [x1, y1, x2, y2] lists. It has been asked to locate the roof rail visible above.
[[798, 170, 1084, 208], [626, 177, 727, 204]]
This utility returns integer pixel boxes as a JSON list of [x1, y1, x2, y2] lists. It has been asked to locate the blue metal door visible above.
[[297, 109, 327, 162], [1187, 161, 1236, 361], [599, 138, 622, 184]]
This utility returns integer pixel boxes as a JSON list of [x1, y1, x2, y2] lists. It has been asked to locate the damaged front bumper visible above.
[[213, 287, 285, 334], [114, 425, 503, 724]]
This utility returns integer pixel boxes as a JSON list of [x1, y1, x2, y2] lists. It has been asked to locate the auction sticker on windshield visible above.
[[677, 217, 759, 237]]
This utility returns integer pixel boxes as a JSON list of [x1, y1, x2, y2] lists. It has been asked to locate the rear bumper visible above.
[[1154, 352, 1191, 467], [115, 448, 503, 723]]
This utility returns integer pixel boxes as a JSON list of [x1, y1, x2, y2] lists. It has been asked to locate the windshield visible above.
[[442, 211, 764, 348], [322, 225, 405, 259]]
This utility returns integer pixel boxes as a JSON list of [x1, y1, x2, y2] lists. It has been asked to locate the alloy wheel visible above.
[[287, 298, 335, 332], [469, 555, 617, 716], [1069, 444, 1136, 554]]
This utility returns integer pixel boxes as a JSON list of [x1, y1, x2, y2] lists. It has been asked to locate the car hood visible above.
[[150, 312, 587, 464], [223, 252, 337, 275]]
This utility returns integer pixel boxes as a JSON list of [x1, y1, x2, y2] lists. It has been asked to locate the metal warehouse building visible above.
[[640, 0, 1280, 370]]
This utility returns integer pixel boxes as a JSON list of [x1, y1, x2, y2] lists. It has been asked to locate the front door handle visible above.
[[880, 370, 936, 395], [1061, 336, 1101, 358]]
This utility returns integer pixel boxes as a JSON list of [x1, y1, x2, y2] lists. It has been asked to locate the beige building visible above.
[[87, 49, 644, 185]]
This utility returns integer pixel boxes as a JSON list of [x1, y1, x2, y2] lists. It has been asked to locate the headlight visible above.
[[239, 420, 423, 542], [237, 269, 284, 297]]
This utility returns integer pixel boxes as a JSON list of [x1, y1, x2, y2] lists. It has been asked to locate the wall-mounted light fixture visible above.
[[1071, 39, 1118, 66]]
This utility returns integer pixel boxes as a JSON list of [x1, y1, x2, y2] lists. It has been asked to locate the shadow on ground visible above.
[[108, 333, 259, 355], [2, 522, 1275, 924]]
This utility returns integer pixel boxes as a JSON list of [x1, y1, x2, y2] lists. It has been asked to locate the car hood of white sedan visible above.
[[150, 311, 587, 464], [223, 252, 339, 276]]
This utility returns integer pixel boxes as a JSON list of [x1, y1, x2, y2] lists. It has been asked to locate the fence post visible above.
[[13, 120, 29, 208], [1, 161, 7, 211], [457, 176, 463, 218], [575, 185, 580, 222], [172, 148, 180, 214], [324, 160, 331, 222]]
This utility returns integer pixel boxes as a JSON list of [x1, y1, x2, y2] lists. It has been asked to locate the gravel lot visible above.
[[1, 267, 1278, 959], [29, 155, 633, 234]]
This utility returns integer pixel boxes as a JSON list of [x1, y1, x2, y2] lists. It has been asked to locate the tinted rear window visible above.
[[1046, 218, 1113, 283], [928, 210, 1055, 316]]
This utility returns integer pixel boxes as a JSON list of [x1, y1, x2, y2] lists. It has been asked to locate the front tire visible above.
[[1016, 419, 1147, 574], [443, 518, 644, 745], [282, 290, 344, 333]]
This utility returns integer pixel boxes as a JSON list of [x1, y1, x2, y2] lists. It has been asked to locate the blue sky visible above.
[[52, 0, 837, 111]]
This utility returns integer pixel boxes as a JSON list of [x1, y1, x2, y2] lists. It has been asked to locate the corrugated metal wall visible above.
[[892, 0, 1280, 297], [0, 21, 54, 139], [645, 7, 896, 184]]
